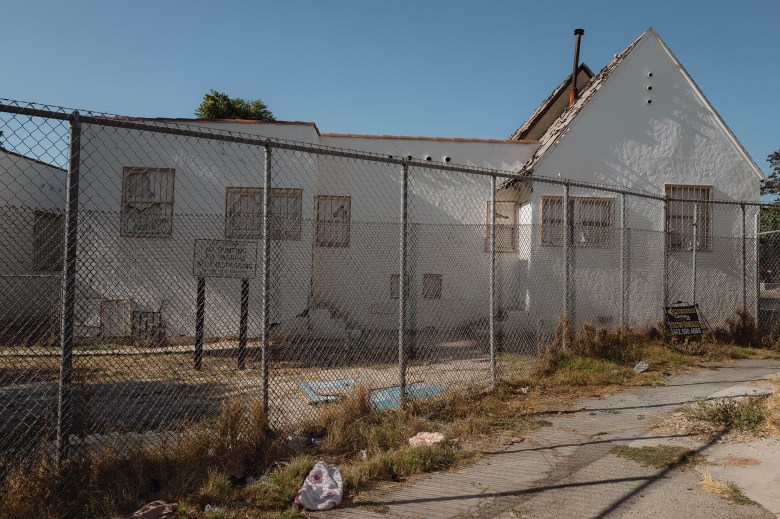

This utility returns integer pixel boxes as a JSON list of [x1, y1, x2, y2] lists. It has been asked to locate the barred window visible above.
[[540, 196, 615, 249], [270, 189, 303, 240], [423, 273, 442, 299], [540, 197, 564, 246], [316, 195, 351, 247], [225, 187, 302, 240], [666, 185, 712, 251], [574, 198, 614, 248], [33, 211, 64, 272], [121, 167, 175, 238], [485, 201, 518, 252]]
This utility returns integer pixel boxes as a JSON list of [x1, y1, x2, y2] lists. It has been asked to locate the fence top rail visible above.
[[0, 98, 766, 207]]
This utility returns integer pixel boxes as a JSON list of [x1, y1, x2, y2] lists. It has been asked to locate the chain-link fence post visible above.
[[742, 203, 747, 315], [194, 277, 205, 370], [563, 181, 571, 345], [398, 161, 409, 407], [692, 201, 698, 304], [663, 195, 669, 309], [489, 174, 497, 387], [756, 210, 761, 323], [238, 278, 249, 369], [261, 143, 272, 415], [56, 111, 81, 464], [620, 193, 628, 329]]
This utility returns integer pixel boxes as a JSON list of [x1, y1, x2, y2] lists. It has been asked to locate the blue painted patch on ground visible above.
[[371, 383, 446, 410], [299, 379, 356, 404]]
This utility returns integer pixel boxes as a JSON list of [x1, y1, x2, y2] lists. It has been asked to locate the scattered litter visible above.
[[287, 434, 324, 448], [203, 504, 222, 513], [409, 431, 445, 447], [520, 386, 530, 395], [360, 449, 367, 460], [294, 461, 343, 511], [633, 361, 649, 373], [118, 500, 177, 519]]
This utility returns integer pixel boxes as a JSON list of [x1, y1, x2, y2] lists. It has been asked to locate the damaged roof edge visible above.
[[509, 63, 595, 141], [500, 29, 649, 190]]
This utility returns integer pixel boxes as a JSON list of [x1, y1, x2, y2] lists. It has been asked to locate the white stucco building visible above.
[[0, 148, 65, 343], [0, 28, 764, 348]]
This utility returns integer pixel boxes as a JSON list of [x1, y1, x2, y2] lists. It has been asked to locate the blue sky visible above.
[[2, 0, 778, 174]]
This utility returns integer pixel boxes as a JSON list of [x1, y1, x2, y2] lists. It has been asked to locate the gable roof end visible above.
[[503, 28, 764, 188]]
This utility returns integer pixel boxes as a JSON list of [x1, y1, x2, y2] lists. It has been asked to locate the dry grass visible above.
[[655, 376, 780, 441], [2, 321, 779, 518], [0, 398, 282, 519], [765, 376, 780, 437], [699, 469, 758, 505], [713, 310, 760, 347]]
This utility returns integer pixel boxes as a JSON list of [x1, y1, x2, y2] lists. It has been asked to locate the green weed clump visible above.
[[687, 397, 767, 433], [613, 445, 701, 468]]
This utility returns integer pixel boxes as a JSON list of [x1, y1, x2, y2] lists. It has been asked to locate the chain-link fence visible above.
[[0, 99, 772, 468]]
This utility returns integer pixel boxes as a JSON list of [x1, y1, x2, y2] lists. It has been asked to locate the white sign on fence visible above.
[[193, 239, 258, 279]]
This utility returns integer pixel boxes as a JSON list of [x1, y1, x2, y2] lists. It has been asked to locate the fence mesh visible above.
[[0, 98, 775, 476]]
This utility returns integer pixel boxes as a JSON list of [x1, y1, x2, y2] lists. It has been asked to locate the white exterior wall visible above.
[[73, 123, 537, 341], [520, 33, 762, 330], [312, 137, 536, 332], [77, 121, 320, 341], [0, 151, 65, 342]]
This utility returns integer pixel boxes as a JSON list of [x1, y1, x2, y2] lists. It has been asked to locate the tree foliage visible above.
[[760, 148, 780, 232], [195, 90, 275, 121], [765, 149, 780, 198]]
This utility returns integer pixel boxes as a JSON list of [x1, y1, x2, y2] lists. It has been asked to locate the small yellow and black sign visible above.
[[664, 305, 703, 337]]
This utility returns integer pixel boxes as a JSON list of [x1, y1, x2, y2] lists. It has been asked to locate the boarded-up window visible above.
[[485, 201, 518, 252], [225, 187, 302, 240], [666, 185, 713, 251], [33, 211, 64, 272], [121, 167, 175, 238], [316, 195, 351, 247], [423, 273, 442, 299], [540, 196, 614, 249]]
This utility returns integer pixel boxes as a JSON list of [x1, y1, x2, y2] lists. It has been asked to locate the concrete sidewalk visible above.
[[326, 359, 780, 519]]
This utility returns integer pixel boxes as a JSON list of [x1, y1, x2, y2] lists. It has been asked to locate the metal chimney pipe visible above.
[[570, 28, 585, 105]]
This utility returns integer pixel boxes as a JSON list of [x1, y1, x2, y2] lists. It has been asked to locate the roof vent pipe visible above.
[[570, 28, 585, 106]]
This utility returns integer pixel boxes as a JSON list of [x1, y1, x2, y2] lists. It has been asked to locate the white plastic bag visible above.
[[294, 461, 343, 511]]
